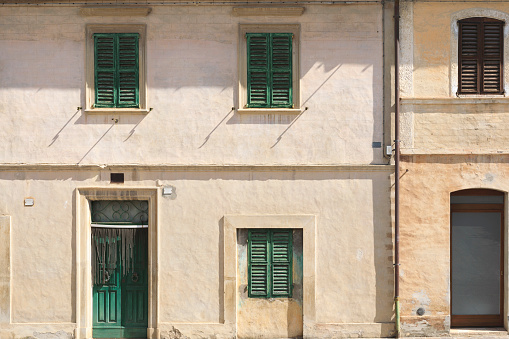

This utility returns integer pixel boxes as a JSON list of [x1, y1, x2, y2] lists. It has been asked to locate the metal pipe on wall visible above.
[[394, 0, 401, 337]]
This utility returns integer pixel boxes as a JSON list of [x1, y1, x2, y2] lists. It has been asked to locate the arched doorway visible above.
[[450, 189, 504, 327]]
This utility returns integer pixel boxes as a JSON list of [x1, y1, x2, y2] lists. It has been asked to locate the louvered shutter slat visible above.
[[117, 34, 139, 107], [460, 60, 478, 93], [95, 35, 116, 107], [247, 34, 269, 107], [271, 34, 292, 107], [272, 264, 291, 296], [250, 264, 268, 296], [460, 23, 479, 56]]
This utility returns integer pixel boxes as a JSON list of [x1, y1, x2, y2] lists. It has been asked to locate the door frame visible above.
[[75, 188, 159, 339], [450, 189, 504, 327]]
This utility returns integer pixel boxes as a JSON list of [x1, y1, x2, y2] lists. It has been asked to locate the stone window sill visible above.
[[85, 108, 150, 114], [237, 108, 302, 114]]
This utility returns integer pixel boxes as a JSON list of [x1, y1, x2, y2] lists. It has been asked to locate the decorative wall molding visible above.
[[232, 6, 305, 16], [0, 164, 394, 172], [79, 7, 152, 16]]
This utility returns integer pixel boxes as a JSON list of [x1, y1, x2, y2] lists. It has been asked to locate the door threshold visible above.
[[450, 328, 507, 336]]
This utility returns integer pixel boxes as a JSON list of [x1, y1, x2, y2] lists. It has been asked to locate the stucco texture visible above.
[[0, 168, 393, 338], [0, 4, 384, 166]]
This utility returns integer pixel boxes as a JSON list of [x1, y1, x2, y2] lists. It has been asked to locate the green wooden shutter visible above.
[[247, 33, 293, 108], [117, 34, 139, 107], [94, 33, 139, 108], [248, 229, 292, 298], [248, 230, 269, 297], [270, 34, 292, 108], [95, 34, 116, 107], [271, 230, 292, 297], [247, 33, 270, 108]]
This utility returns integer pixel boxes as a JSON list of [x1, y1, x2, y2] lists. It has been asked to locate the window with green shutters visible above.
[[246, 33, 293, 108], [94, 33, 139, 108], [248, 229, 293, 298]]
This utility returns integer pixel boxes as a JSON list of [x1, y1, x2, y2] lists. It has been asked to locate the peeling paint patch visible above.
[[356, 249, 364, 261], [412, 290, 431, 306]]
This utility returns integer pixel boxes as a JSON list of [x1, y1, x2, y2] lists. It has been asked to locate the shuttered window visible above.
[[248, 229, 292, 298], [94, 33, 139, 108], [459, 17, 504, 95], [247, 33, 293, 108]]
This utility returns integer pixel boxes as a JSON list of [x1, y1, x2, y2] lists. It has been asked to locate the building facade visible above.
[[398, 0, 509, 336], [0, 1, 394, 338]]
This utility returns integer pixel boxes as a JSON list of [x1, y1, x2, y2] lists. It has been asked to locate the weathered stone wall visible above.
[[399, 155, 509, 336], [398, 2, 509, 336]]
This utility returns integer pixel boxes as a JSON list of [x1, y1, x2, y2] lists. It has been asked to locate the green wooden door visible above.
[[92, 228, 148, 338]]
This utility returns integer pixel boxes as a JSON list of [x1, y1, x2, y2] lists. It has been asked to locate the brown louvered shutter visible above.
[[482, 20, 503, 93], [459, 18, 504, 95]]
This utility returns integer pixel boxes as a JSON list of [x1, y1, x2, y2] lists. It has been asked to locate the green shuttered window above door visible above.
[[94, 33, 139, 108], [248, 229, 293, 298], [247, 33, 293, 108]]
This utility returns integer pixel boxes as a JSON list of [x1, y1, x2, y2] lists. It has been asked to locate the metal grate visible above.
[[91, 200, 148, 226]]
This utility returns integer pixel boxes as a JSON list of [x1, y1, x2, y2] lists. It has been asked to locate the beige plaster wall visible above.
[[399, 154, 509, 336], [0, 167, 393, 338], [400, 100, 509, 153], [0, 4, 384, 166]]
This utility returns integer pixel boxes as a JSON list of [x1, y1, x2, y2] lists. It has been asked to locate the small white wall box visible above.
[[24, 198, 34, 206], [163, 187, 173, 195], [386, 145, 393, 156]]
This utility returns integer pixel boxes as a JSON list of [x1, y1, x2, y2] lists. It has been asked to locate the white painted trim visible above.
[[450, 8, 509, 97]]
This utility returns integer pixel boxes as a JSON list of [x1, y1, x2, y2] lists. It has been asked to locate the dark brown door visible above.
[[451, 189, 504, 327]]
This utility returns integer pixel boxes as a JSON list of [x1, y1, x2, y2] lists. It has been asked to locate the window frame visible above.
[[458, 17, 504, 95], [450, 9, 509, 97], [85, 25, 148, 114], [238, 24, 301, 114], [248, 228, 293, 298]]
